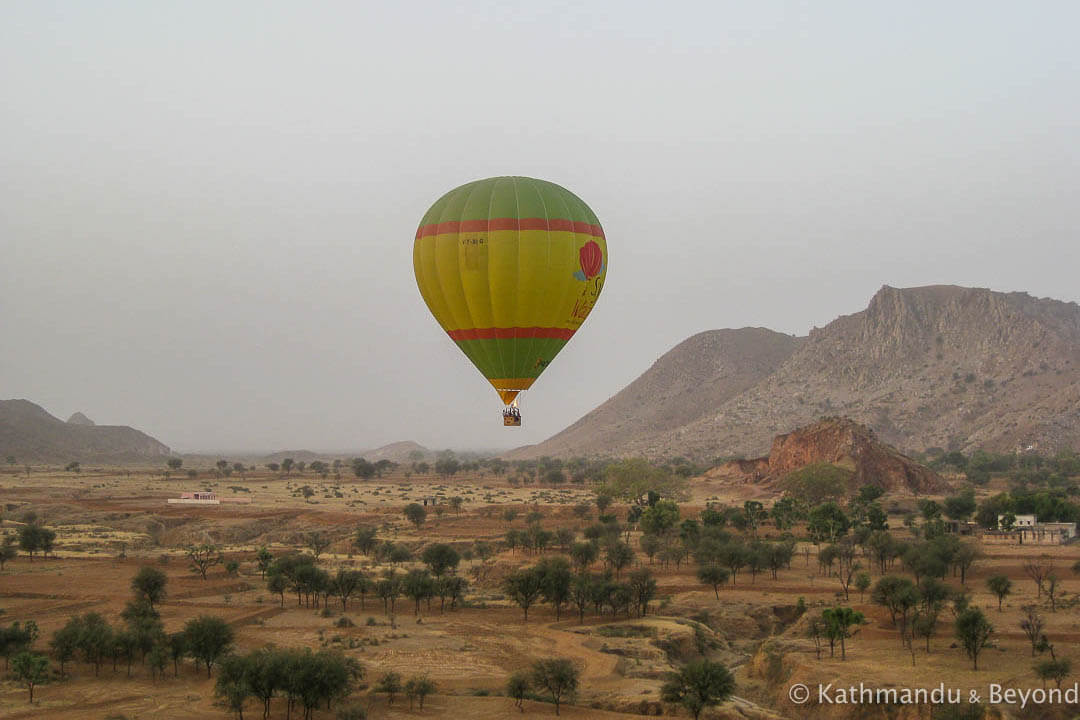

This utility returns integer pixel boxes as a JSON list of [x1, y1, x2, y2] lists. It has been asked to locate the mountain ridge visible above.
[[510, 284, 1080, 460]]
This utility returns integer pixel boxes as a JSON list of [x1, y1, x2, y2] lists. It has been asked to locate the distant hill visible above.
[[0, 399, 171, 463], [512, 285, 1080, 460], [262, 450, 326, 463], [257, 442, 431, 466], [66, 412, 95, 426], [361, 441, 431, 464]]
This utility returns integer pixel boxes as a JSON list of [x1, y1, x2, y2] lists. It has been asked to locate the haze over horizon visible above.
[[3, 2, 1079, 454]]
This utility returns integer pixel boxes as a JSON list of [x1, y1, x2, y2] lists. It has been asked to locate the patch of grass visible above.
[[594, 624, 656, 639]]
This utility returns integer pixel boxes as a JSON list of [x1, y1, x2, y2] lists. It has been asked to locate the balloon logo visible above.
[[579, 241, 603, 280]]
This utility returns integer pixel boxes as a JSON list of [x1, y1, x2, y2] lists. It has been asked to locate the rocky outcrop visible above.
[[513, 285, 1080, 460], [712, 417, 947, 494]]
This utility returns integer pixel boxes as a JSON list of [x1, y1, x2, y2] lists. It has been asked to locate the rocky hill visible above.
[[513, 285, 1080, 460], [0, 399, 171, 463], [523, 328, 800, 459], [362, 441, 431, 463], [66, 411, 95, 426], [709, 417, 947, 494]]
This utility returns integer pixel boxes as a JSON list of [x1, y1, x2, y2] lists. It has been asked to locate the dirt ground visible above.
[[2, 466, 1079, 720]]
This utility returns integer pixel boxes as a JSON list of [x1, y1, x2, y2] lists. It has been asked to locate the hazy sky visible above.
[[3, 1, 1079, 454]]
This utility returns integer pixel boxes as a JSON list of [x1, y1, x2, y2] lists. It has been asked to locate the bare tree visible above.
[[306, 532, 331, 562], [1023, 557, 1053, 598], [186, 544, 223, 580], [1020, 605, 1045, 656], [1045, 574, 1061, 612]]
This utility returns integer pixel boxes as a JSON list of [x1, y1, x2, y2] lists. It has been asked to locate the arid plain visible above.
[[3, 460, 1079, 720]]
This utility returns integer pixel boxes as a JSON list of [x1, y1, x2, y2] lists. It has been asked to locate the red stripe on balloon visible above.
[[416, 218, 605, 239], [448, 327, 576, 341]]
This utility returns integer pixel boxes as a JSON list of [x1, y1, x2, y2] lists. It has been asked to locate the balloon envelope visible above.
[[413, 176, 608, 405]]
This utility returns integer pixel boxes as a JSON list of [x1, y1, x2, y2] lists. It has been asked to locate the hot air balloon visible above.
[[413, 176, 608, 426]]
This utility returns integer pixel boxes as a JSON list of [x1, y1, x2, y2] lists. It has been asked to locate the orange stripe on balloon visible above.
[[416, 218, 605, 240], [448, 327, 576, 341]]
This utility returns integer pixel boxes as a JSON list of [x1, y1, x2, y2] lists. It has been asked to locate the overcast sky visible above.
[[2, 1, 1078, 454]]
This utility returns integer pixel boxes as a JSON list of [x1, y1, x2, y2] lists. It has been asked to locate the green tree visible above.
[[986, 575, 1012, 611], [504, 567, 545, 622], [244, 646, 290, 720], [376, 671, 403, 705], [770, 496, 804, 530], [214, 653, 251, 720], [538, 557, 573, 621], [403, 569, 435, 615], [571, 541, 598, 572], [855, 485, 885, 506], [628, 568, 657, 616], [822, 607, 865, 660], [404, 503, 427, 529], [570, 574, 593, 623], [595, 493, 612, 514], [639, 500, 680, 536], [0, 621, 37, 670], [507, 671, 530, 712], [147, 643, 169, 681], [638, 533, 662, 564], [404, 674, 436, 710], [866, 504, 889, 532], [955, 608, 993, 670], [167, 457, 183, 470], [74, 613, 113, 675], [18, 524, 50, 561], [131, 566, 168, 608], [167, 631, 187, 678], [855, 571, 871, 600], [872, 575, 920, 642], [697, 564, 730, 599], [434, 457, 460, 478], [49, 621, 80, 678], [0, 535, 17, 570], [184, 615, 234, 677], [331, 569, 365, 612], [660, 659, 736, 720], [530, 658, 579, 716], [421, 544, 460, 577], [268, 572, 288, 607], [808, 503, 850, 544], [11, 651, 49, 703], [742, 501, 767, 536], [605, 541, 634, 579], [255, 546, 273, 578], [944, 489, 977, 522], [1035, 658, 1072, 690], [353, 526, 378, 555], [351, 458, 376, 479]]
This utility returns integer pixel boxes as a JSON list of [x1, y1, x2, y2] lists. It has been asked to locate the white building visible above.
[[997, 514, 1036, 529]]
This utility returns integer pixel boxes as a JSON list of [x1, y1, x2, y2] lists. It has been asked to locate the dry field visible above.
[[1, 466, 1079, 720]]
